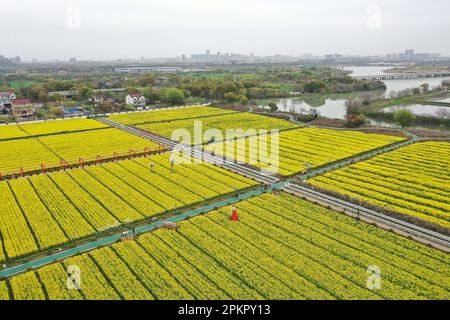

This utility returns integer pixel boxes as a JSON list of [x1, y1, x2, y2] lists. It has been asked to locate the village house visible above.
[[0, 91, 16, 113], [125, 93, 146, 108], [89, 94, 116, 107], [11, 99, 42, 120]]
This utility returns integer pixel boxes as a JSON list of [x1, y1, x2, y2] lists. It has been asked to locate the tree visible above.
[[436, 107, 450, 119], [77, 86, 93, 101], [35, 109, 46, 119], [138, 74, 156, 87], [143, 87, 160, 104], [126, 87, 139, 94], [98, 101, 113, 114], [303, 80, 326, 93], [239, 96, 249, 106], [420, 83, 429, 94], [268, 102, 278, 112], [345, 114, 366, 128], [164, 88, 185, 105], [393, 109, 416, 128], [27, 85, 46, 101], [38, 89, 48, 103], [345, 98, 363, 116], [224, 92, 238, 103], [51, 107, 64, 117], [50, 93, 65, 103]]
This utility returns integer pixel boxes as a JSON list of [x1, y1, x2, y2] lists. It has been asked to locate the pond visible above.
[[426, 94, 450, 103], [367, 118, 449, 132], [256, 66, 450, 125], [258, 97, 347, 119], [383, 104, 450, 117], [344, 66, 450, 97]]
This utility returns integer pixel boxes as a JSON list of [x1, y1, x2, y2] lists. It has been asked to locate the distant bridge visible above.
[[355, 73, 450, 81]]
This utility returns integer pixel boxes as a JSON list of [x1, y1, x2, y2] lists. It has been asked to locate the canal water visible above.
[[258, 66, 450, 124], [384, 104, 450, 117], [343, 66, 450, 97]]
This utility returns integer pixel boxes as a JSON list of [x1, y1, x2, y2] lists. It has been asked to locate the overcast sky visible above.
[[2, 0, 449, 61]]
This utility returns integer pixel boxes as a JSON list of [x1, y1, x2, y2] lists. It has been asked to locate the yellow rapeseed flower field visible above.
[[0, 118, 108, 141], [109, 106, 237, 125], [137, 112, 300, 143], [205, 127, 404, 176], [309, 141, 450, 229], [0, 128, 160, 176], [0, 153, 257, 261], [2, 193, 449, 300]]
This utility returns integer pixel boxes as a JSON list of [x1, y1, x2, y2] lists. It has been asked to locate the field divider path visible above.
[[97, 117, 279, 184]]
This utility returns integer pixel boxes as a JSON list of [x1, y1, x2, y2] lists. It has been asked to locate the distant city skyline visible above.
[[2, 0, 450, 60], [3, 48, 447, 64]]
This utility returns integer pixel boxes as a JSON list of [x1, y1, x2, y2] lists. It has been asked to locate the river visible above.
[[257, 66, 450, 124]]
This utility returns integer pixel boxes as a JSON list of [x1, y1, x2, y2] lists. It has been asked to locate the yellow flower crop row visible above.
[[29, 174, 96, 240], [205, 127, 404, 176], [48, 171, 120, 230], [112, 241, 193, 300], [138, 235, 228, 299], [136, 157, 216, 199], [19, 118, 108, 136], [8, 178, 69, 250], [0, 183, 39, 259], [3, 193, 449, 300], [62, 255, 120, 300], [0, 125, 28, 140], [89, 248, 154, 300], [0, 128, 160, 176], [0, 118, 108, 141], [9, 272, 46, 300], [39, 128, 160, 164], [152, 230, 260, 299], [37, 263, 84, 300], [309, 141, 450, 229], [0, 281, 9, 300], [137, 112, 300, 143], [0, 139, 59, 174], [0, 154, 257, 262], [243, 194, 449, 299], [109, 106, 237, 125]]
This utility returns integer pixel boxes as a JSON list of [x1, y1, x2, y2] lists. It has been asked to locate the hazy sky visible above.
[[2, 0, 449, 60]]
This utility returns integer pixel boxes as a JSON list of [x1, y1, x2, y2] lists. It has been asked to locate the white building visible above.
[[126, 93, 146, 107], [0, 91, 16, 111]]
